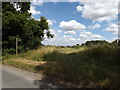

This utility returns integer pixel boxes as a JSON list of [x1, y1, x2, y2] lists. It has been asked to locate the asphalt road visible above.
[[1, 65, 59, 89], [2, 65, 38, 88]]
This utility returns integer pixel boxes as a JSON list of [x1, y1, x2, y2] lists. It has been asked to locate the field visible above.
[[3, 46, 120, 88]]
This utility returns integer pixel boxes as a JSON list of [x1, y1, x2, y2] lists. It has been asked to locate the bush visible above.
[[2, 48, 15, 58]]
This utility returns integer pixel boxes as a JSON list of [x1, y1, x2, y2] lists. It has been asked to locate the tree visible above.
[[82, 40, 110, 47], [111, 39, 118, 47], [2, 2, 53, 55], [18, 2, 30, 13]]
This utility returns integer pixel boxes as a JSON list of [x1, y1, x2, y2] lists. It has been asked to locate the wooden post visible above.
[[16, 38, 18, 54]]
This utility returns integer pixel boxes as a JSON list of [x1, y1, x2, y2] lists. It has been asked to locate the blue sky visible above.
[[30, 1, 118, 46]]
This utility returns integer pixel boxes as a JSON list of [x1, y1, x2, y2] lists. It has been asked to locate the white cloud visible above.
[[64, 31, 76, 34], [68, 0, 77, 2], [42, 29, 81, 46], [50, 0, 59, 3], [29, 6, 41, 15], [57, 30, 62, 33], [63, 35, 76, 40], [91, 35, 103, 39], [112, 37, 118, 41], [59, 20, 86, 30], [42, 36, 80, 46], [78, 2, 118, 22], [31, 0, 44, 6], [68, 38, 76, 41], [88, 23, 101, 29], [63, 35, 69, 38], [80, 30, 104, 40], [80, 34, 89, 40], [68, 0, 119, 2], [47, 19, 56, 26], [104, 23, 118, 34], [42, 29, 104, 46], [106, 37, 118, 43], [76, 5, 83, 12], [49, 28, 56, 34]]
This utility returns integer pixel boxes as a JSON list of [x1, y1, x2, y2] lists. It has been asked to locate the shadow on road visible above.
[[33, 76, 64, 89]]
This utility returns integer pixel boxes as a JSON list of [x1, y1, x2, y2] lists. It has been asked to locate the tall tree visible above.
[[2, 2, 53, 55], [18, 2, 30, 13]]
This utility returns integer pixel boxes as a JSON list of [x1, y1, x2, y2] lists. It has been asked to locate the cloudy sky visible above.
[[30, 0, 118, 46]]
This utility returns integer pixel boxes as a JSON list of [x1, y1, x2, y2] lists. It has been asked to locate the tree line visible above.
[[72, 39, 120, 48]]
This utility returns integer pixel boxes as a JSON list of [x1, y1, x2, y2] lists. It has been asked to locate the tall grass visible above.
[[6, 46, 59, 61], [36, 46, 59, 57], [43, 46, 119, 87], [3, 46, 119, 87]]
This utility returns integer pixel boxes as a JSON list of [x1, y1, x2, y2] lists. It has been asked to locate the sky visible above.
[[29, 0, 119, 46]]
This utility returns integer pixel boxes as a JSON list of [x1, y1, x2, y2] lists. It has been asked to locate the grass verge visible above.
[[2, 46, 120, 88]]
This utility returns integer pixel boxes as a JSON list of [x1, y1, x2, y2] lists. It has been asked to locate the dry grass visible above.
[[15, 58, 46, 66], [60, 47, 87, 54], [36, 46, 59, 57], [3, 46, 119, 87]]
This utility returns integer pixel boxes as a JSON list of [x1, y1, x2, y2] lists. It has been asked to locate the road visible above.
[[2, 65, 38, 88], [1, 65, 59, 89]]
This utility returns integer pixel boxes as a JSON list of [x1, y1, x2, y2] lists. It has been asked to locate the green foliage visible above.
[[80, 39, 120, 48], [110, 39, 119, 47], [81, 40, 110, 47], [2, 48, 15, 56], [2, 2, 53, 55], [31, 56, 42, 61], [2, 2, 16, 13], [18, 2, 30, 13]]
